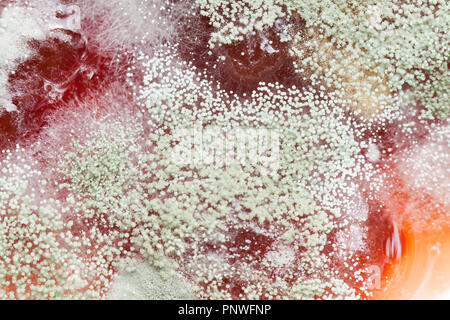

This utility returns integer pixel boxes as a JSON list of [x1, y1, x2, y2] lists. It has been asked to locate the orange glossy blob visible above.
[[373, 224, 450, 299], [372, 170, 450, 299]]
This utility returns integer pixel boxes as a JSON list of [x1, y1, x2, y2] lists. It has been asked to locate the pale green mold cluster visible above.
[[132, 46, 377, 299], [195, 0, 449, 119], [0, 147, 101, 299], [195, 0, 286, 48], [106, 261, 195, 300], [285, 0, 449, 119], [16, 43, 378, 298], [58, 118, 146, 231], [2, 0, 446, 300]]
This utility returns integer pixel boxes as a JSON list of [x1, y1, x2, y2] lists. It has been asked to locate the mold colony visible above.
[[0, 0, 448, 299]]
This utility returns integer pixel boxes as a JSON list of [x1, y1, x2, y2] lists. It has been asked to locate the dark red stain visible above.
[[2, 30, 118, 148]]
